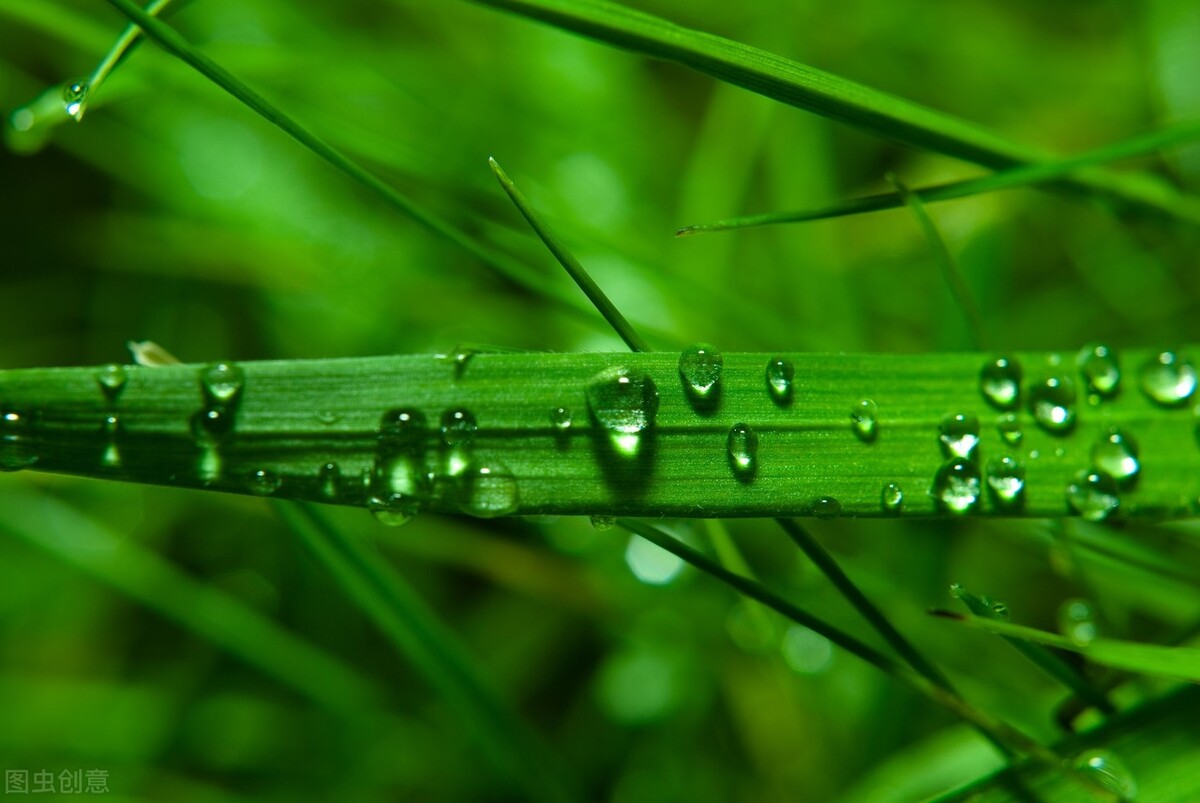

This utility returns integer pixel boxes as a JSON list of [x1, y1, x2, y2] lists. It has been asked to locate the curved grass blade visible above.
[[463, 0, 1195, 223], [677, 117, 1200, 236], [489, 157, 651, 352]]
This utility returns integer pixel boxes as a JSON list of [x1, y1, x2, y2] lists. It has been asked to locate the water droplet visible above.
[[460, 463, 519, 517], [590, 515, 616, 531], [377, 409, 429, 498], [200, 363, 246, 407], [765, 357, 795, 404], [1067, 470, 1120, 521], [931, 459, 981, 514], [1092, 428, 1139, 485], [726, 423, 758, 481], [881, 482, 904, 513], [315, 410, 341, 426], [190, 407, 234, 443], [367, 493, 417, 526], [550, 407, 573, 430], [63, 79, 88, 120], [1058, 598, 1100, 646], [195, 445, 221, 485], [0, 409, 37, 472], [985, 455, 1025, 505], [318, 462, 340, 499], [985, 598, 1011, 619], [1077, 343, 1120, 399], [812, 496, 841, 519], [440, 409, 478, 446], [850, 399, 878, 442], [1029, 376, 1077, 434], [247, 469, 281, 496], [585, 367, 659, 457], [99, 414, 122, 468], [679, 343, 723, 402], [379, 408, 427, 448], [1073, 749, 1137, 800], [939, 413, 980, 459], [95, 364, 127, 404], [997, 413, 1023, 445], [979, 356, 1022, 410], [1139, 351, 1196, 406]]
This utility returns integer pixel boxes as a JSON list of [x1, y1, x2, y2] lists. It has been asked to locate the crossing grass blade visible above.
[[462, 0, 1198, 223]]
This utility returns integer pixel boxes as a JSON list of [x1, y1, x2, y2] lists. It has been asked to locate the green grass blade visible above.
[[938, 611, 1200, 683], [274, 502, 578, 803], [677, 117, 1200, 236], [464, 0, 1195, 222], [489, 157, 651, 352], [2, 347, 1198, 518], [0, 485, 382, 715]]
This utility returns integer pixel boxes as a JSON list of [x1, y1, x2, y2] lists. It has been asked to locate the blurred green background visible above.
[[2, 1, 1200, 800]]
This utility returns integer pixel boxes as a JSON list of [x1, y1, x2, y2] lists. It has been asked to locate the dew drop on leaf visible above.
[[931, 459, 981, 514], [63, 79, 88, 120], [440, 408, 478, 446], [812, 496, 841, 519], [367, 492, 417, 526], [939, 413, 980, 459], [95, 364, 127, 404], [1073, 749, 1137, 800], [1092, 428, 1139, 484], [318, 462, 341, 499], [678, 343, 723, 402], [247, 468, 281, 496], [585, 367, 659, 457], [590, 515, 616, 531], [99, 414, 122, 469], [765, 357, 794, 405], [985, 455, 1025, 505], [200, 363, 246, 407], [1029, 376, 1076, 434], [850, 399, 878, 442], [1076, 343, 1120, 399], [550, 406, 573, 431], [1139, 351, 1196, 406], [1066, 470, 1120, 521], [0, 409, 37, 472], [726, 423, 758, 482], [979, 356, 1021, 410], [881, 482, 904, 513], [460, 463, 519, 517]]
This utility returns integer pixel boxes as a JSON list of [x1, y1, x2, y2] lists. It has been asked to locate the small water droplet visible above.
[[200, 363, 246, 407], [1067, 470, 1120, 521], [0, 409, 37, 472], [1092, 428, 1139, 485], [550, 407, 573, 430], [850, 399, 878, 442], [379, 408, 427, 448], [1058, 598, 1100, 646], [679, 343, 723, 402], [726, 423, 758, 481], [939, 413, 980, 459], [997, 412, 1023, 445], [95, 364, 127, 404], [99, 414, 122, 468], [881, 482, 904, 513], [985, 455, 1025, 505], [1029, 376, 1077, 434], [440, 409, 478, 446], [1139, 351, 1196, 406], [985, 598, 1011, 619], [315, 410, 341, 426], [191, 407, 234, 443], [765, 357, 795, 404], [1073, 749, 1137, 800], [63, 79, 88, 120], [585, 367, 659, 457], [931, 459, 981, 514], [590, 515, 616, 531], [979, 356, 1022, 410], [1077, 343, 1121, 399], [460, 463, 519, 517], [367, 493, 417, 526], [247, 468, 281, 496], [318, 462, 340, 499], [812, 496, 841, 519]]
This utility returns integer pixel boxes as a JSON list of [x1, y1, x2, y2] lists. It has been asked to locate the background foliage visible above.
[[2, 1, 1199, 800]]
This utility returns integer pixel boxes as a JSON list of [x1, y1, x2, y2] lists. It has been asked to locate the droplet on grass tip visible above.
[[679, 343, 723, 404], [1139, 351, 1196, 406], [1029, 376, 1076, 434], [931, 459, 981, 514], [726, 423, 758, 481], [63, 79, 88, 120], [1077, 343, 1120, 399], [1091, 428, 1139, 485], [850, 399, 878, 442], [585, 367, 659, 457], [939, 413, 980, 459], [1066, 470, 1120, 521], [881, 482, 904, 513], [1073, 749, 1137, 800], [95, 364, 127, 404], [979, 356, 1021, 409], [985, 455, 1025, 505], [765, 357, 794, 404]]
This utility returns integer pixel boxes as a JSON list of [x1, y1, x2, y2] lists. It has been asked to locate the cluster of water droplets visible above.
[[190, 363, 246, 487]]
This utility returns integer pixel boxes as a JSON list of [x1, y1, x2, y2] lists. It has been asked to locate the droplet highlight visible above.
[[765, 357, 794, 405], [440, 409, 478, 447], [678, 343, 723, 403], [726, 423, 758, 482], [1092, 428, 1139, 485], [1067, 470, 1120, 521], [850, 399, 878, 442], [938, 413, 980, 459], [200, 363, 246, 407], [585, 367, 659, 457], [881, 482, 904, 513], [1139, 351, 1196, 406], [985, 455, 1025, 505], [1073, 749, 1137, 800], [979, 356, 1021, 410], [1077, 343, 1120, 399], [247, 469, 281, 496], [812, 497, 841, 519], [63, 80, 88, 120], [931, 459, 981, 514], [550, 407, 573, 431], [1029, 376, 1077, 434]]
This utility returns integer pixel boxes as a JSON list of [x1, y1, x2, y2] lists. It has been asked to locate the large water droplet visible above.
[[679, 343, 723, 403], [63, 79, 88, 120], [460, 464, 519, 517], [1029, 376, 1076, 434], [1058, 598, 1100, 646], [931, 459, 981, 514], [1067, 470, 1120, 521], [850, 399, 878, 442], [247, 468, 281, 496], [590, 515, 616, 531], [979, 356, 1021, 410], [440, 409, 478, 446], [1077, 343, 1120, 399], [378, 408, 429, 498], [812, 497, 841, 519], [367, 493, 417, 526], [1073, 749, 1137, 800], [0, 409, 37, 472], [200, 363, 246, 407], [1092, 428, 1139, 485], [1139, 351, 1196, 406], [939, 413, 980, 459], [585, 367, 659, 457], [985, 455, 1025, 505], [881, 482, 904, 513], [997, 412, 1023, 445], [765, 357, 794, 405], [726, 423, 758, 481], [95, 364, 127, 404]]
